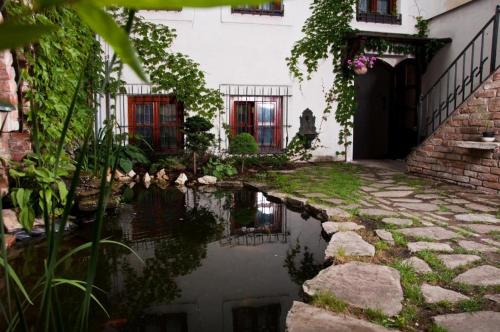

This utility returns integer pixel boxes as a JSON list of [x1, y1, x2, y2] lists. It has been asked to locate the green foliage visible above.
[[129, 13, 223, 119], [203, 158, 237, 179], [184, 116, 215, 154], [9, 155, 73, 230], [85, 128, 150, 173], [287, 0, 356, 156], [6, 2, 103, 156], [285, 134, 315, 161], [149, 156, 186, 174], [229, 133, 259, 155], [239, 153, 290, 169]]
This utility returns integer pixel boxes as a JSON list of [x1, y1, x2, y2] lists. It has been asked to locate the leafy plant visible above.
[[203, 158, 237, 179], [149, 156, 186, 174], [229, 133, 258, 172], [184, 116, 215, 176]]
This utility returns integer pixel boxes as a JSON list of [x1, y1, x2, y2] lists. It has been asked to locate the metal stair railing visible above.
[[417, 5, 500, 142]]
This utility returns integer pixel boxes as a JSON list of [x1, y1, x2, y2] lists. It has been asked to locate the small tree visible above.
[[184, 116, 214, 176], [229, 133, 258, 173]]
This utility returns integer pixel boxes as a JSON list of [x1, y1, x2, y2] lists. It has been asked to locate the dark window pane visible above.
[[136, 127, 153, 145], [258, 127, 273, 146], [359, 0, 368, 13], [160, 127, 177, 149], [377, 0, 389, 14], [135, 103, 153, 125], [160, 103, 177, 123]]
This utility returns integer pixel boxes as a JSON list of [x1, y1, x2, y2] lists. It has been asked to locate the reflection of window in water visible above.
[[231, 191, 284, 235], [233, 304, 281, 332]]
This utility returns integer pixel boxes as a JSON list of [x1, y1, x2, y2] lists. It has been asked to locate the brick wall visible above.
[[407, 68, 500, 195]]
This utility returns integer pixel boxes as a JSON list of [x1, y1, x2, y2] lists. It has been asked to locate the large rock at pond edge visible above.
[[197, 175, 217, 185], [286, 301, 397, 332], [175, 173, 187, 186], [432, 311, 500, 332], [325, 231, 375, 258], [303, 262, 403, 316], [2, 209, 22, 233], [453, 265, 500, 286]]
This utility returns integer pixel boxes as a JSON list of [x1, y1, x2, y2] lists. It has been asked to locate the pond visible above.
[[10, 185, 327, 332]]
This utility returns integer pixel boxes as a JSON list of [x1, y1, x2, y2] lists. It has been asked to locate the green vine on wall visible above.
[[287, 1, 442, 157], [6, 2, 103, 157]]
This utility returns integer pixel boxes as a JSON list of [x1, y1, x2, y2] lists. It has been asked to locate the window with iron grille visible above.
[[128, 95, 184, 153], [230, 97, 283, 153], [357, 0, 401, 24], [232, 0, 284, 16], [220, 85, 290, 154]]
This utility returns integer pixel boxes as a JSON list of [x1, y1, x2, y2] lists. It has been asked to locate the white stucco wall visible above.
[[113, 0, 427, 160]]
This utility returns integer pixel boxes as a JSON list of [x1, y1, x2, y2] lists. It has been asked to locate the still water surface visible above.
[[13, 186, 327, 332]]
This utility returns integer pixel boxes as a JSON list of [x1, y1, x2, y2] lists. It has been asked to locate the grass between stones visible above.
[[311, 291, 348, 313], [263, 163, 362, 203]]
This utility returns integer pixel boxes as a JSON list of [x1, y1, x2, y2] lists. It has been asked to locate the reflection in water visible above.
[[10, 185, 326, 332]]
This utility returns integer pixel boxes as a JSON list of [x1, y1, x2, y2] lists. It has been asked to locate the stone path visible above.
[[274, 164, 500, 332]]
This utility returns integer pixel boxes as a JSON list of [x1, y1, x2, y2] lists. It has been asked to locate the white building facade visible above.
[[102, 0, 489, 161]]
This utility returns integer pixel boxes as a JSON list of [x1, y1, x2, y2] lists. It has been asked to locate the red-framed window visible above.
[[357, 0, 401, 24], [229, 96, 282, 153], [128, 95, 184, 153], [232, 1, 284, 16]]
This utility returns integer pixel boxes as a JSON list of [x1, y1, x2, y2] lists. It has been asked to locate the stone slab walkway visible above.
[[265, 163, 500, 331]]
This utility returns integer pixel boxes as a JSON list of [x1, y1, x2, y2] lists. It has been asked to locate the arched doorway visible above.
[[353, 58, 418, 159]]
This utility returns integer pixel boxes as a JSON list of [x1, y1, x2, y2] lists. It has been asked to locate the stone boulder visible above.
[[197, 175, 217, 185], [143, 172, 151, 187], [402, 257, 432, 274], [453, 265, 500, 286], [175, 173, 188, 186], [286, 301, 397, 332], [2, 209, 22, 233], [421, 284, 469, 304], [303, 262, 403, 316], [325, 231, 375, 258], [322, 222, 364, 235], [156, 169, 169, 181]]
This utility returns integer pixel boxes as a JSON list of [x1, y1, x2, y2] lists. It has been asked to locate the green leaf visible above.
[[0, 21, 56, 51], [37, 0, 267, 10], [0, 257, 33, 305], [52, 278, 109, 317], [72, 2, 148, 82], [8, 169, 26, 179], [118, 158, 133, 173]]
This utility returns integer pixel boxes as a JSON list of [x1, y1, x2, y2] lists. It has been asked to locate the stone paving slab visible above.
[[325, 231, 375, 258], [433, 311, 500, 332], [286, 302, 398, 332], [322, 222, 364, 235], [402, 257, 432, 274], [382, 217, 413, 226], [462, 224, 500, 234], [359, 208, 399, 218], [375, 229, 394, 245], [457, 240, 497, 253], [453, 265, 500, 286], [394, 202, 440, 212], [466, 203, 497, 212], [407, 242, 453, 253], [398, 226, 461, 240], [454, 214, 500, 224], [303, 262, 403, 316], [437, 254, 482, 269], [421, 283, 469, 304], [485, 294, 500, 303], [372, 191, 414, 198]]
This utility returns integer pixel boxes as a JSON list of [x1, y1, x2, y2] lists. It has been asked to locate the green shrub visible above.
[[184, 116, 215, 175], [229, 133, 258, 172], [203, 158, 237, 179]]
